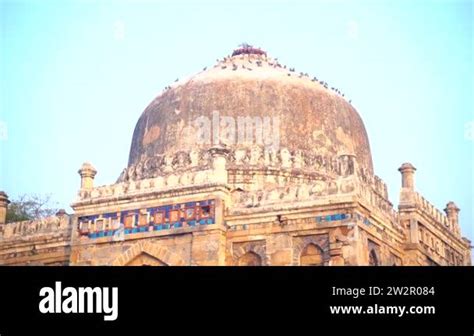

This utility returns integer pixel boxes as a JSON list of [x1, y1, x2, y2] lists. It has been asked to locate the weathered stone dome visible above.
[[127, 47, 373, 175]]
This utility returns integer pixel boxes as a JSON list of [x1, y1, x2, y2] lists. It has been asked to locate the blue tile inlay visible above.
[[315, 213, 349, 223], [79, 199, 216, 239]]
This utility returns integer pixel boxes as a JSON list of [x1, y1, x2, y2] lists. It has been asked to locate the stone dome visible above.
[[126, 46, 374, 175]]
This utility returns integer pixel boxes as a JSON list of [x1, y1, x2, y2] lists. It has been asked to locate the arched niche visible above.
[[300, 243, 324, 266], [238, 251, 262, 266]]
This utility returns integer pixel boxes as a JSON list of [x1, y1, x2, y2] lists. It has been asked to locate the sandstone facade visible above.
[[0, 47, 471, 266]]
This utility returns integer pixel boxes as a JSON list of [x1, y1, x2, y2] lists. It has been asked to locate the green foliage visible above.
[[5, 194, 58, 223]]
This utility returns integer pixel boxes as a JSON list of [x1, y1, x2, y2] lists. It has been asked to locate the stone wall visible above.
[[0, 155, 470, 266], [0, 214, 72, 265]]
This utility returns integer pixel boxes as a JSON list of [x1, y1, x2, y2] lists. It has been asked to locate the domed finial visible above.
[[0, 191, 10, 225], [239, 42, 252, 49], [232, 44, 267, 57], [78, 162, 97, 190], [444, 201, 460, 235], [398, 162, 416, 190], [56, 209, 67, 217], [444, 201, 460, 219]]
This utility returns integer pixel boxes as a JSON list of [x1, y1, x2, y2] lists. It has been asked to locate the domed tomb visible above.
[[124, 45, 373, 180]]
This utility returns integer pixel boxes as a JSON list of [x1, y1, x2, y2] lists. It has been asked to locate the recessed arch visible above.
[[368, 249, 379, 266], [109, 240, 186, 266], [125, 252, 167, 266], [232, 240, 266, 265], [292, 234, 329, 266], [238, 251, 262, 266], [300, 243, 324, 266]]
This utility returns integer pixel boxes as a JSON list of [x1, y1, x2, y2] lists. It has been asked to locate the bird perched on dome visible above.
[[126, 46, 375, 179]]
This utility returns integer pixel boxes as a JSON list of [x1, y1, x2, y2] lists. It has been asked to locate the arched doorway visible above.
[[300, 243, 324, 266], [125, 252, 167, 266], [238, 251, 262, 266], [109, 241, 187, 266], [368, 249, 379, 266]]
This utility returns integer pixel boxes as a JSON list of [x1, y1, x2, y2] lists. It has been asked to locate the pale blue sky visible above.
[[0, 0, 472, 242]]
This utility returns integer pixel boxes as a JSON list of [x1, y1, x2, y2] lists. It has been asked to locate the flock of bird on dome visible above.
[[161, 43, 352, 104]]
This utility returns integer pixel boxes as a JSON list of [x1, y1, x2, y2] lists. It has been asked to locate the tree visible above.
[[5, 194, 59, 223]]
